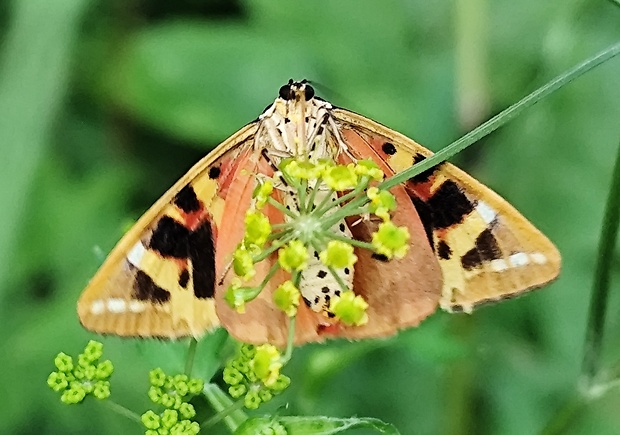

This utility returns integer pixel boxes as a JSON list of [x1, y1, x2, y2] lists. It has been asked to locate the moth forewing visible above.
[[77, 123, 258, 338], [332, 108, 561, 312]]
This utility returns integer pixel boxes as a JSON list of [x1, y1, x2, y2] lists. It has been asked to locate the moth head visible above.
[[278, 79, 315, 102]]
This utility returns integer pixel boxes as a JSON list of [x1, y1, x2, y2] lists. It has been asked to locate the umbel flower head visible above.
[[225, 158, 410, 326], [223, 344, 291, 410], [47, 340, 113, 404], [143, 368, 203, 435]]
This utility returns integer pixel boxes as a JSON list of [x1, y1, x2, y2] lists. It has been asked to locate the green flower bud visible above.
[[149, 368, 166, 387], [141, 410, 161, 430], [82, 365, 96, 380], [95, 360, 114, 379], [187, 378, 203, 395], [83, 340, 104, 362], [223, 366, 244, 385], [258, 388, 273, 403], [53, 352, 73, 372], [161, 409, 179, 429], [160, 393, 176, 408], [93, 380, 111, 400], [61, 384, 86, 404], [47, 372, 68, 392], [270, 374, 291, 393], [148, 386, 163, 404], [240, 344, 256, 360], [232, 358, 250, 374], [229, 384, 247, 398], [178, 402, 196, 419], [244, 390, 262, 410]]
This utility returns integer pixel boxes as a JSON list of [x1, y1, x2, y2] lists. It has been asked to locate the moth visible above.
[[78, 80, 561, 345]]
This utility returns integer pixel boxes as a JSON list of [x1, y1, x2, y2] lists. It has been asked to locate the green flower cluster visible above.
[[47, 340, 112, 404], [223, 344, 290, 410], [142, 368, 203, 435], [224, 158, 410, 327]]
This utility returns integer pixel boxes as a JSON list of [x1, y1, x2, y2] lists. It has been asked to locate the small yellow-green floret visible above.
[[253, 180, 274, 208], [319, 240, 358, 269], [277, 239, 308, 272], [330, 291, 369, 326], [244, 211, 272, 247], [323, 164, 359, 191], [354, 159, 384, 180], [251, 344, 283, 387], [273, 280, 301, 316], [372, 221, 410, 259], [233, 245, 256, 280]]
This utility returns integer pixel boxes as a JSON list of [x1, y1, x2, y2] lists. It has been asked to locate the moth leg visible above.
[[329, 117, 357, 161]]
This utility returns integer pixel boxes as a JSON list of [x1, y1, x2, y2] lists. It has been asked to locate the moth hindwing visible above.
[[79, 80, 560, 345]]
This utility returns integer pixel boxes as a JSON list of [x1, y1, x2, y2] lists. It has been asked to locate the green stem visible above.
[[258, 263, 281, 289], [184, 338, 198, 377], [253, 232, 295, 262], [267, 196, 296, 218], [540, 140, 620, 435], [325, 232, 376, 250], [538, 394, 588, 435], [581, 140, 620, 390], [313, 187, 337, 215], [313, 182, 367, 216], [319, 206, 367, 230], [280, 315, 297, 364], [380, 40, 620, 190], [202, 383, 247, 431], [299, 178, 308, 213], [102, 400, 142, 424]]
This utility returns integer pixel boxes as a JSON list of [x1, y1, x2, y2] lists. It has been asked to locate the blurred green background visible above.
[[1, 0, 619, 434]]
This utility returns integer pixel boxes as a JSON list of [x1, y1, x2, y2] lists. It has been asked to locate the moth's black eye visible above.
[[304, 85, 315, 101], [279, 83, 293, 100]]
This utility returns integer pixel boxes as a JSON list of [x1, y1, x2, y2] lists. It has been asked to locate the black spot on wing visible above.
[[426, 180, 475, 230], [382, 142, 397, 155], [409, 195, 434, 250], [437, 241, 452, 260], [317, 270, 327, 279], [208, 166, 221, 179], [174, 185, 201, 213], [410, 153, 442, 184], [371, 253, 389, 262], [461, 228, 502, 270], [178, 269, 190, 288], [133, 270, 171, 303], [188, 222, 216, 299], [149, 217, 191, 258]]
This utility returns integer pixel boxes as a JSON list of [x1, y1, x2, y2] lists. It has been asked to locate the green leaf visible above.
[[235, 415, 401, 435]]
